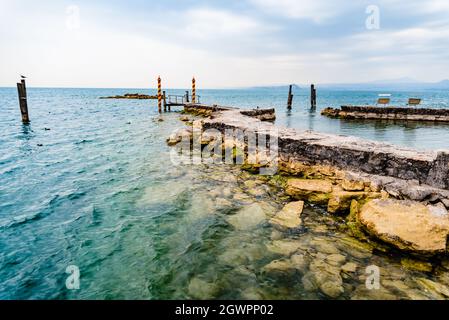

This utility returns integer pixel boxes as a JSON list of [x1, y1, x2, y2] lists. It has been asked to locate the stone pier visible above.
[[174, 105, 449, 255], [322, 106, 449, 122]]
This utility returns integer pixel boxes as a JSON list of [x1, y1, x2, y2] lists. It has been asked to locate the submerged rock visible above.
[[320, 281, 344, 298], [326, 253, 346, 266], [415, 278, 449, 299], [310, 238, 340, 255], [286, 179, 333, 204], [269, 201, 304, 229], [358, 199, 449, 255], [241, 287, 264, 300], [341, 262, 357, 273], [166, 128, 193, 146], [215, 197, 233, 208], [227, 203, 267, 230], [290, 253, 309, 270], [308, 258, 344, 298], [400, 258, 433, 272], [267, 239, 302, 256], [188, 277, 219, 299], [351, 286, 398, 300], [262, 259, 295, 274]]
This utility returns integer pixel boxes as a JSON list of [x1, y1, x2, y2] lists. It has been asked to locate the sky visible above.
[[1, 0, 449, 88]]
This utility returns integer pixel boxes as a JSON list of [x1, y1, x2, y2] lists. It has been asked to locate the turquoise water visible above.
[[1, 87, 449, 300]]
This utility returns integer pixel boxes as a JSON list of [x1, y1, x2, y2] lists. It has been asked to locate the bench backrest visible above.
[[408, 98, 421, 106], [377, 98, 390, 105]]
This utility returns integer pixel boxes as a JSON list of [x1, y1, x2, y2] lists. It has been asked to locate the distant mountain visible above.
[[245, 80, 449, 91], [433, 80, 449, 89], [315, 79, 449, 91], [249, 84, 301, 90]]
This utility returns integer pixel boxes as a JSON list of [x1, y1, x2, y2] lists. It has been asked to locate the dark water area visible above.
[[1, 87, 449, 299]]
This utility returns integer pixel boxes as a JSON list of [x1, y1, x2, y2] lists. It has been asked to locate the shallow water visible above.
[[1, 87, 449, 299]]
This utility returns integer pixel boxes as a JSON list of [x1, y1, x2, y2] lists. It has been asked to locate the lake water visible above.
[[1, 87, 449, 299]]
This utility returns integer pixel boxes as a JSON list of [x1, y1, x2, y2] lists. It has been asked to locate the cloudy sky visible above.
[[1, 0, 449, 88]]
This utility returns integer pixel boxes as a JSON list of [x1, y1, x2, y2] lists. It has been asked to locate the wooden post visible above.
[[287, 84, 293, 109], [163, 90, 167, 112], [192, 77, 196, 104], [185, 90, 190, 103], [17, 79, 30, 123], [311, 84, 317, 109], [157, 76, 162, 113]]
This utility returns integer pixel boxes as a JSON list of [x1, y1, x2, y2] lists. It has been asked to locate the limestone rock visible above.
[[290, 253, 309, 270], [341, 262, 357, 273], [302, 272, 318, 292], [400, 258, 433, 272], [188, 278, 219, 299], [280, 159, 309, 176], [241, 287, 264, 300], [166, 128, 193, 146], [415, 278, 449, 299], [308, 258, 344, 298], [358, 199, 449, 254], [267, 239, 302, 256], [215, 197, 233, 208], [342, 180, 365, 192], [327, 189, 380, 214], [227, 203, 267, 230], [351, 286, 398, 300], [310, 238, 340, 254], [262, 259, 295, 274], [326, 253, 346, 266], [269, 201, 304, 229], [286, 179, 333, 204], [320, 281, 344, 298]]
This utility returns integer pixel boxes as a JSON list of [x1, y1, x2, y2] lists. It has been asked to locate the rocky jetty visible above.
[[168, 105, 449, 257], [100, 93, 158, 99], [322, 106, 449, 122]]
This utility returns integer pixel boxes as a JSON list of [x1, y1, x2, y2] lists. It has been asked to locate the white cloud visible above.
[[183, 8, 261, 39], [2, 1, 449, 87], [384, 0, 449, 14], [249, 0, 350, 23]]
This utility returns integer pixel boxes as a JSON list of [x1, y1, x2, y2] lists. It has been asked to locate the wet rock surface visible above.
[[358, 199, 449, 254], [269, 201, 304, 229]]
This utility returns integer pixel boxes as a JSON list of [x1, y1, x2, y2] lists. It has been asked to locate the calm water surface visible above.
[[1, 87, 449, 299]]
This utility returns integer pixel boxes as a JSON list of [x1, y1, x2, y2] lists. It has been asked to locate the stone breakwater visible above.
[[100, 93, 158, 99], [184, 103, 276, 121], [322, 106, 449, 122], [169, 106, 449, 256]]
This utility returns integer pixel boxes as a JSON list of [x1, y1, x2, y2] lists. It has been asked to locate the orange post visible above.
[[157, 76, 162, 113], [192, 77, 196, 104]]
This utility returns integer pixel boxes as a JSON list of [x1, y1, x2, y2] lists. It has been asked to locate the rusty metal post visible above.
[[157, 76, 162, 113], [311, 84, 317, 109], [17, 79, 30, 123], [287, 85, 293, 109], [192, 77, 196, 104], [163, 90, 167, 112]]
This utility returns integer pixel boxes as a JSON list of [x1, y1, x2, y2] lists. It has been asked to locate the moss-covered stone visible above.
[[286, 178, 333, 204], [401, 258, 433, 272]]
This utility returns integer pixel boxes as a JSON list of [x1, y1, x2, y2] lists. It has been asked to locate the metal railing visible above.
[[167, 95, 201, 104]]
